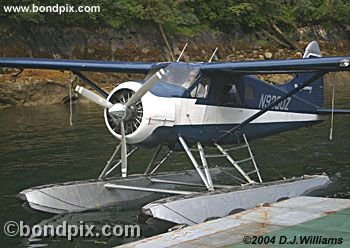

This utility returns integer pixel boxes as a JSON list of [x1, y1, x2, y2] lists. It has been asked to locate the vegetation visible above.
[[1, 0, 349, 35]]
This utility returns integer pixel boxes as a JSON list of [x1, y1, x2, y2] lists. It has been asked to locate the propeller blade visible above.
[[75, 85, 113, 109], [120, 121, 128, 178], [125, 68, 166, 108]]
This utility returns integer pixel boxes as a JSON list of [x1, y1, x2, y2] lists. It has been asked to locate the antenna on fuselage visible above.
[[176, 43, 188, 62], [208, 47, 218, 62]]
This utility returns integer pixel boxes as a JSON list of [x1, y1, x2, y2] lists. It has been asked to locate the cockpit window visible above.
[[161, 64, 200, 89], [144, 63, 200, 90]]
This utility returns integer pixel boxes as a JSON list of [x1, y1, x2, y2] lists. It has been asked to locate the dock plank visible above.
[[118, 197, 350, 248]]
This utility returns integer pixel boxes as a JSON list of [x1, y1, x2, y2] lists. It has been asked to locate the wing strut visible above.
[[73, 71, 108, 98], [215, 71, 326, 143]]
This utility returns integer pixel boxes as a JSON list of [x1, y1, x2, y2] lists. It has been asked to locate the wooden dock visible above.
[[118, 196, 350, 247]]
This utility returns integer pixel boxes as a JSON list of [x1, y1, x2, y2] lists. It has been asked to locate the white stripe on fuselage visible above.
[[173, 98, 325, 125]]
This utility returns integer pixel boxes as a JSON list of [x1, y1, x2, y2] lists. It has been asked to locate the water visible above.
[[0, 81, 350, 247]]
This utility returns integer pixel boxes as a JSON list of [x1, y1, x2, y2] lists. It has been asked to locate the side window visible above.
[[219, 83, 242, 107], [190, 77, 210, 98], [245, 84, 256, 100]]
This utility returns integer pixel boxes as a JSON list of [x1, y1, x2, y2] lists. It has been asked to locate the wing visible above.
[[0, 57, 167, 74], [200, 56, 350, 74]]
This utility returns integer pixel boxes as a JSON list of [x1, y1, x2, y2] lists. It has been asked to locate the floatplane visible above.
[[1, 41, 350, 224]]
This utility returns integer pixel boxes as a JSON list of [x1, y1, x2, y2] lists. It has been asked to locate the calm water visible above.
[[1, 80, 350, 247]]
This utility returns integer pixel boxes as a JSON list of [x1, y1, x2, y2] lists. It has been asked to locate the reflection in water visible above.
[[0, 75, 350, 247], [19, 206, 156, 247]]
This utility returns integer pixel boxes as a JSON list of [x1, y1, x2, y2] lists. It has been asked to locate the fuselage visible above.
[[104, 63, 327, 148]]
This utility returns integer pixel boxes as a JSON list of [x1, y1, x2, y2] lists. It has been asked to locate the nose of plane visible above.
[[104, 81, 176, 146], [104, 83, 144, 138]]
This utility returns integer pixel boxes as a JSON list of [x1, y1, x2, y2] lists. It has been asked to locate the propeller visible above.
[[75, 86, 113, 109], [74, 68, 167, 177], [120, 121, 127, 177], [125, 68, 165, 108]]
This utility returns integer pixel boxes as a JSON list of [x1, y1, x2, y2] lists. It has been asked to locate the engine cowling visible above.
[[104, 81, 176, 146]]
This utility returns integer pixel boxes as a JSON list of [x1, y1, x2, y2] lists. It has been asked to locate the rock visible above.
[[141, 48, 150, 54], [0, 72, 71, 107], [297, 27, 311, 41], [128, 28, 137, 34], [53, 54, 61, 59], [111, 40, 123, 51], [295, 51, 302, 57], [264, 52, 273, 59]]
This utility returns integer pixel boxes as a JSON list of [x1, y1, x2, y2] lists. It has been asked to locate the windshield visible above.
[[162, 64, 200, 89], [145, 63, 200, 90]]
